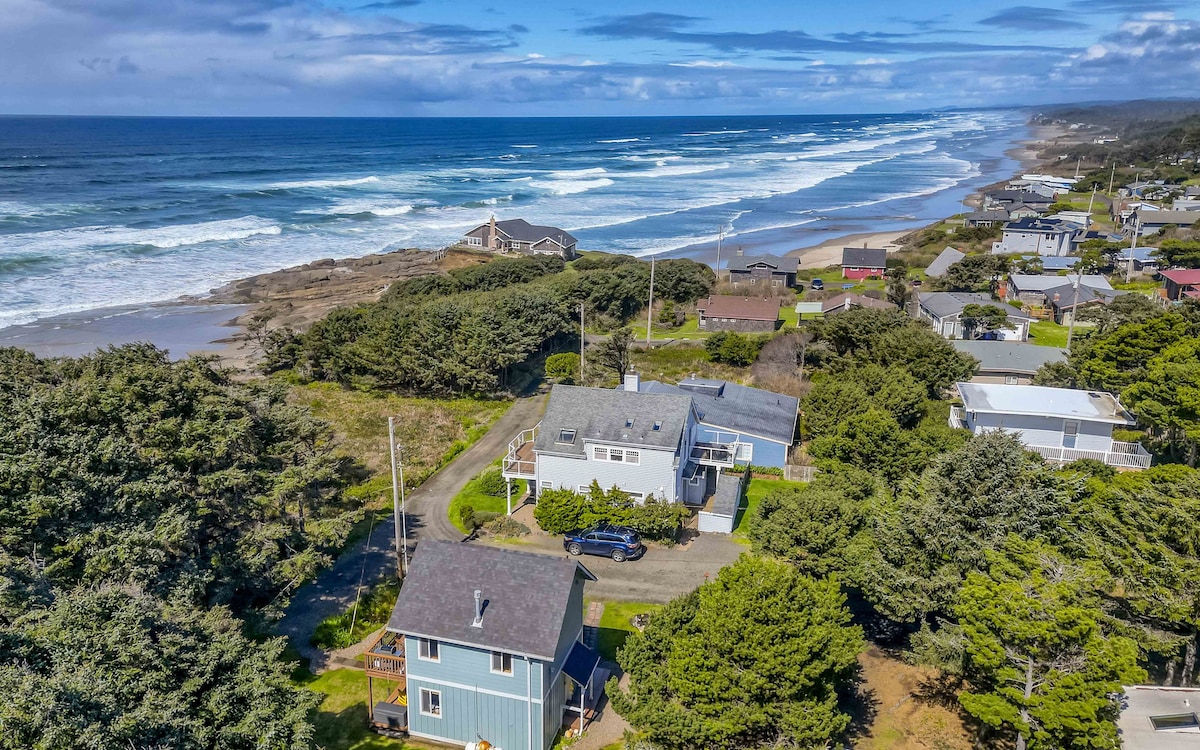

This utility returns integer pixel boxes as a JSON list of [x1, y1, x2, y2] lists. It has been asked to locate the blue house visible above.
[[366, 541, 602, 750], [630, 374, 799, 468]]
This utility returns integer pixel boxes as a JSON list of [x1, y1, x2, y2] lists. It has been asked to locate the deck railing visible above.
[[502, 423, 539, 479], [1026, 441, 1152, 469], [364, 632, 407, 679], [948, 406, 965, 429], [690, 441, 737, 468]]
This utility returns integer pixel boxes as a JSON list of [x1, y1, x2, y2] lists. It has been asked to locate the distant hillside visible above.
[[1032, 100, 1200, 178]]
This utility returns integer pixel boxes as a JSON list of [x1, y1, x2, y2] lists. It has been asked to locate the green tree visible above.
[[0, 587, 318, 749], [1075, 293, 1162, 335], [960, 303, 1014, 340], [609, 555, 864, 750], [810, 409, 939, 486], [595, 327, 635, 379], [939, 254, 1010, 293], [1074, 312, 1196, 392], [870, 324, 978, 396], [957, 538, 1146, 750], [801, 364, 927, 437], [1123, 339, 1200, 465], [705, 331, 764, 367], [544, 352, 580, 383]]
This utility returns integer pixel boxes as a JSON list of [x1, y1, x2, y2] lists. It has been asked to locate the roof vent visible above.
[[472, 589, 484, 628]]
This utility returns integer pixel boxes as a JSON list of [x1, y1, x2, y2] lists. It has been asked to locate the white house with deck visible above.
[[949, 382, 1151, 469], [502, 379, 746, 532]]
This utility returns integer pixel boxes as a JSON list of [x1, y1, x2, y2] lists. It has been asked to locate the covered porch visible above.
[[364, 631, 408, 733], [561, 641, 608, 739]]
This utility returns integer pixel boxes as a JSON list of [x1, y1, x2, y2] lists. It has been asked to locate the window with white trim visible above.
[[577, 485, 590, 494], [540, 481, 552, 489], [735, 443, 754, 462], [419, 688, 442, 717], [417, 638, 439, 661], [593, 446, 640, 464], [556, 429, 576, 444], [491, 651, 513, 675], [1004, 375, 1019, 385]]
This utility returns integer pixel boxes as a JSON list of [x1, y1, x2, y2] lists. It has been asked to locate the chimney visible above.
[[736, 247, 743, 256], [472, 589, 484, 628], [624, 370, 640, 392]]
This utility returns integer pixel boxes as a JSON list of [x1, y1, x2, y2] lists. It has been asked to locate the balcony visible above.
[[948, 406, 965, 429], [364, 631, 407, 679], [1025, 441, 1152, 470], [690, 441, 737, 469], [502, 424, 539, 480]]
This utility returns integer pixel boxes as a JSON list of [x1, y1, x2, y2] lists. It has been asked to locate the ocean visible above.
[[0, 112, 1026, 328]]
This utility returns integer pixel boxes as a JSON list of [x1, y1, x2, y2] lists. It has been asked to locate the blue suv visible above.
[[563, 525, 644, 562]]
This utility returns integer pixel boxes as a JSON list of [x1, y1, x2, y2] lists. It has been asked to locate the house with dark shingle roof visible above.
[[696, 295, 780, 332], [462, 216, 578, 259], [950, 340, 1066, 386], [369, 540, 601, 749], [840, 247, 888, 280], [502, 382, 747, 515], [726, 252, 799, 289], [918, 291, 1033, 341]]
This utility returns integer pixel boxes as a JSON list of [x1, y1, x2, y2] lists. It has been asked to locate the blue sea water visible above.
[[0, 113, 1026, 327]]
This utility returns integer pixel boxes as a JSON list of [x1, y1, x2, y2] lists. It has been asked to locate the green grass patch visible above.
[[1112, 280, 1160, 293], [733, 476, 809, 543], [629, 315, 709, 341], [631, 344, 749, 383], [311, 578, 401, 650], [448, 462, 526, 533], [1028, 321, 1070, 348], [593, 601, 664, 662], [299, 669, 410, 750]]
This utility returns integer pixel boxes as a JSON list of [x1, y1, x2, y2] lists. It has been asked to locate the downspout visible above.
[[527, 656, 534, 750]]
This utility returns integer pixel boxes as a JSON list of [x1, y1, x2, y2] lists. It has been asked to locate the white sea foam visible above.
[[511, 144, 538, 148], [270, 175, 380, 190], [682, 129, 749, 137], [300, 202, 415, 217], [548, 167, 609, 179], [597, 138, 643, 144], [0, 216, 283, 255], [529, 177, 615, 195], [624, 162, 731, 178]]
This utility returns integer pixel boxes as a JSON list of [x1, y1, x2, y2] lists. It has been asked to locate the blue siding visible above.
[[407, 677, 534, 750], [696, 425, 789, 468], [405, 636, 543, 696]]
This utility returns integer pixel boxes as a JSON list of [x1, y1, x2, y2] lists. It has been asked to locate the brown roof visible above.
[[697, 295, 780, 322]]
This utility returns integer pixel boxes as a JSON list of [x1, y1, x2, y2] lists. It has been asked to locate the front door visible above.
[[1063, 420, 1079, 449]]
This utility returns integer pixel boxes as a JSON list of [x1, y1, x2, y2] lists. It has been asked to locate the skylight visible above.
[[652, 421, 662, 431], [1150, 713, 1199, 731], [625, 418, 635, 428], [557, 429, 576, 444]]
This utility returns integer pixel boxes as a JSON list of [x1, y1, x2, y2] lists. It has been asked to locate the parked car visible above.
[[810, 278, 825, 291], [563, 525, 644, 562]]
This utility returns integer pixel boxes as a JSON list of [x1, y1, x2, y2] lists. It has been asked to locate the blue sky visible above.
[[0, 0, 1197, 115]]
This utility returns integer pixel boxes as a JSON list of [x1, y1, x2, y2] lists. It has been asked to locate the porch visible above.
[[364, 631, 408, 733], [502, 424, 539, 480], [561, 641, 608, 741], [1025, 441, 1152, 470], [689, 441, 738, 469]]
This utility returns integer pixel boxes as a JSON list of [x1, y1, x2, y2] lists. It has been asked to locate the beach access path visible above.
[[276, 391, 548, 672]]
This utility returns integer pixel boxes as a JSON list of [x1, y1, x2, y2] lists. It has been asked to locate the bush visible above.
[[485, 516, 530, 537], [311, 579, 401, 649], [475, 468, 507, 497], [457, 504, 477, 530], [545, 352, 580, 383], [705, 331, 766, 366], [534, 483, 688, 541]]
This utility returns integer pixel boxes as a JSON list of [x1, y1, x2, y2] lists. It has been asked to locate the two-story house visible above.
[[366, 541, 602, 750], [949, 382, 1151, 469], [502, 382, 744, 509], [991, 217, 1082, 257], [726, 252, 799, 289]]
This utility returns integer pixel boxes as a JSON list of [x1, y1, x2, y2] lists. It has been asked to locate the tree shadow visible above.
[[914, 672, 965, 710], [843, 669, 880, 747]]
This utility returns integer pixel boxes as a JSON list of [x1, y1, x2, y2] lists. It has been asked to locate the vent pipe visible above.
[[472, 589, 484, 628]]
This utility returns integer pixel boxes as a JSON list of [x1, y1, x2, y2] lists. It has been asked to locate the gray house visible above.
[[991, 217, 1081, 257], [950, 383, 1151, 469], [1044, 283, 1124, 325], [463, 217, 578, 259], [1130, 209, 1200, 237], [726, 253, 798, 289], [1006, 274, 1113, 306], [950, 340, 1066, 385], [918, 291, 1033, 341], [369, 541, 602, 750]]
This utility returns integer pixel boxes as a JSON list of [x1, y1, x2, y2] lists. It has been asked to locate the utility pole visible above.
[[715, 225, 725, 283], [1107, 162, 1116, 195], [1066, 272, 1082, 354], [387, 417, 408, 578], [1074, 157, 1081, 180], [1086, 186, 1097, 228], [1126, 215, 1141, 284], [645, 253, 656, 349], [579, 301, 585, 385]]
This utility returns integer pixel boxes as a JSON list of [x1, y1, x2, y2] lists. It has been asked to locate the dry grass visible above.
[[291, 381, 511, 494], [852, 647, 973, 750]]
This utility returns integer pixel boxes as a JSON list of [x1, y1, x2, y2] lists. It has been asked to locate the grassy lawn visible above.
[[1028, 321, 1070, 348], [593, 600, 664, 662], [733, 476, 809, 543], [292, 382, 511, 502], [629, 315, 709, 341], [448, 461, 526, 533], [1112, 280, 1161, 293], [311, 578, 400, 650], [630, 344, 749, 383], [299, 669, 413, 750]]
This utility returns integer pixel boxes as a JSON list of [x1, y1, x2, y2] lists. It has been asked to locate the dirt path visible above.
[[276, 392, 547, 671]]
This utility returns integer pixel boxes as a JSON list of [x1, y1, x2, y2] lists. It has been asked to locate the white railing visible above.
[[948, 407, 965, 429], [690, 441, 737, 468], [501, 423, 539, 478], [1026, 441, 1152, 469]]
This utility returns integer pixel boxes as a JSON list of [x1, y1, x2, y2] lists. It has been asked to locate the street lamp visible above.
[[387, 416, 408, 578]]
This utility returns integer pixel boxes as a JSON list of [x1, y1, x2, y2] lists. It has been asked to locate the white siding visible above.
[[698, 511, 735, 533], [537, 444, 680, 502], [964, 412, 1114, 452]]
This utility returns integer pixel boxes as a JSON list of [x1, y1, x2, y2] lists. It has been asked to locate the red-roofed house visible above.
[[696, 296, 780, 333], [1160, 269, 1200, 302]]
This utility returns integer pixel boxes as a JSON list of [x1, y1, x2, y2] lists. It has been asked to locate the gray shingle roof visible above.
[[950, 340, 1067, 375], [386, 540, 595, 661], [841, 247, 887, 268], [726, 253, 799, 273], [637, 377, 799, 445], [1137, 210, 1200, 227], [534, 384, 692, 456], [1008, 274, 1113, 293], [919, 292, 1032, 321], [1044, 283, 1123, 310], [924, 247, 965, 277], [496, 218, 578, 246]]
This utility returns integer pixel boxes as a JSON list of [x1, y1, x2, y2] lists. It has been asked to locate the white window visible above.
[[623, 490, 645, 502], [577, 485, 590, 494], [419, 688, 442, 717], [491, 651, 513, 675], [735, 443, 754, 462], [1004, 375, 1020, 385], [540, 481, 552, 489], [593, 446, 608, 461], [418, 638, 439, 662], [593, 446, 640, 464], [749, 278, 756, 285]]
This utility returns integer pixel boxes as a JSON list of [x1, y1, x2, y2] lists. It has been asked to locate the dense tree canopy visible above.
[[609, 555, 863, 750]]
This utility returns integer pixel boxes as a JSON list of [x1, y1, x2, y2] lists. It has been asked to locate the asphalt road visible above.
[[276, 393, 547, 671]]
